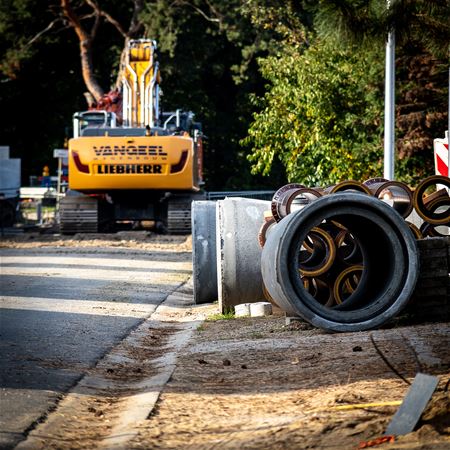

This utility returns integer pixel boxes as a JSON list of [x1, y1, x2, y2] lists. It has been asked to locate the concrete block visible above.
[[0, 146, 10, 160], [235, 303, 251, 317], [192, 201, 218, 304], [250, 302, 272, 317], [0, 159, 21, 197], [216, 197, 270, 312]]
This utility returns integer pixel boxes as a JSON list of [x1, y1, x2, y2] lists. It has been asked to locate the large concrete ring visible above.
[[216, 197, 271, 312], [262, 193, 419, 332], [192, 200, 218, 304]]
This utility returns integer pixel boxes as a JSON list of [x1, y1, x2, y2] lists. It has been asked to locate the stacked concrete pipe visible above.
[[191, 175, 448, 323]]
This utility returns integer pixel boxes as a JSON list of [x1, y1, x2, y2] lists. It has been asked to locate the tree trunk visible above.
[[79, 38, 104, 101], [60, 0, 104, 102]]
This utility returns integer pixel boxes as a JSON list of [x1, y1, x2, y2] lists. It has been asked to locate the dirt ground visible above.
[[2, 231, 450, 450], [0, 229, 192, 252], [129, 317, 450, 450]]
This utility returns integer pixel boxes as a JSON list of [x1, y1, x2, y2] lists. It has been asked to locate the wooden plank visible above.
[[385, 373, 439, 436]]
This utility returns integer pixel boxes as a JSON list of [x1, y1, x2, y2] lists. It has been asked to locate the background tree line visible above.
[[1, 0, 448, 189]]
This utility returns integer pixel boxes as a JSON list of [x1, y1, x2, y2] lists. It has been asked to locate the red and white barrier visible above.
[[434, 133, 449, 177]]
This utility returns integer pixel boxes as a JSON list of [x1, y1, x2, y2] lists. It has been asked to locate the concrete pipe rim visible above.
[[286, 207, 407, 320]]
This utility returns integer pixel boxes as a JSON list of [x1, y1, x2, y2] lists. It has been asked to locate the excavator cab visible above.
[[73, 111, 117, 138]]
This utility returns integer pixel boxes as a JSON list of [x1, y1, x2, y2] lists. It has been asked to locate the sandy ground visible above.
[[2, 231, 449, 450], [129, 318, 450, 450]]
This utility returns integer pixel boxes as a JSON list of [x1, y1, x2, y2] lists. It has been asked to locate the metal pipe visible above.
[[270, 183, 305, 222], [122, 79, 132, 126], [325, 180, 372, 195], [140, 45, 154, 127], [154, 84, 160, 125], [163, 112, 177, 130], [126, 63, 138, 126], [384, 4, 396, 180], [147, 61, 159, 127], [367, 180, 413, 218]]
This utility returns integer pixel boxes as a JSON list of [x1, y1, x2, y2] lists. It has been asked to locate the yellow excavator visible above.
[[60, 39, 204, 233]]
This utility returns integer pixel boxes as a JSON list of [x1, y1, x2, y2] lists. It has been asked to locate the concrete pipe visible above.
[[364, 177, 388, 187], [258, 216, 277, 248], [261, 193, 419, 332], [367, 180, 413, 218], [413, 175, 450, 225], [334, 228, 363, 265], [332, 265, 364, 305], [192, 201, 218, 304], [216, 197, 271, 312], [304, 276, 335, 307]]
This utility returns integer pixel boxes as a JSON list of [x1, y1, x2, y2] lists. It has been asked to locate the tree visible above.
[[59, 0, 147, 102], [245, 0, 449, 185], [1, 0, 146, 103], [312, 0, 449, 183], [313, 0, 450, 59], [0, 0, 144, 180], [139, 0, 289, 189], [245, 40, 384, 185]]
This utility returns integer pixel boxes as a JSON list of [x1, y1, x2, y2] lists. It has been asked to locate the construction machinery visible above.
[[60, 39, 204, 234]]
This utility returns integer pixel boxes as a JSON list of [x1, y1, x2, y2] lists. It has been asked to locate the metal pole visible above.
[[384, 24, 395, 180], [56, 156, 62, 222], [447, 67, 449, 177]]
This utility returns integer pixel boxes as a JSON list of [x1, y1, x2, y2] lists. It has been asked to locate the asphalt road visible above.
[[0, 245, 191, 449]]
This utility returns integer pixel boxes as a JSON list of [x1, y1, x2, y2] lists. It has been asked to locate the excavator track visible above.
[[167, 198, 193, 234], [60, 196, 102, 234]]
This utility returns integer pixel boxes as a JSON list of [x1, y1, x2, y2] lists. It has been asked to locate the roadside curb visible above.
[[100, 278, 205, 449], [16, 277, 212, 450]]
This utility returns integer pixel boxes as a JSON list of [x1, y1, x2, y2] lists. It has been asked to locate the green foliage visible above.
[[0, 0, 48, 79], [245, 40, 384, 186], [206, 310, 235, 321], [312, 0, 450, 59]]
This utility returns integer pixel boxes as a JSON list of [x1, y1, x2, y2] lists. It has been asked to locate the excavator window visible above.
[[80, 127, 169, 137]]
